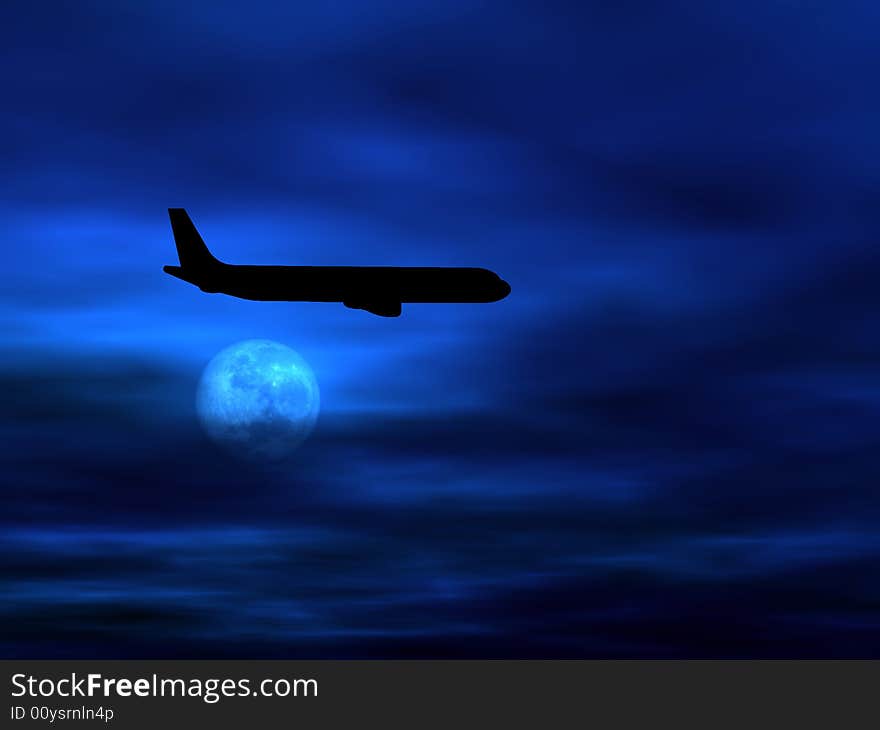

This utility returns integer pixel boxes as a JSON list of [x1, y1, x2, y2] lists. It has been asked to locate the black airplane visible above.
[[163, 209, 511, 317]]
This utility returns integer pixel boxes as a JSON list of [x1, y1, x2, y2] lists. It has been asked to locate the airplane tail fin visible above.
[[168, 208, 220, 270]]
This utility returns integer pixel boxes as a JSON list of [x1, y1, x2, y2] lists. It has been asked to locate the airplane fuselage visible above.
[[180, 263, 510, 303]]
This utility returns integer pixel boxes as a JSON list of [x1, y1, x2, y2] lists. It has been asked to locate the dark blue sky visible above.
[[2, 1, 880, 657]]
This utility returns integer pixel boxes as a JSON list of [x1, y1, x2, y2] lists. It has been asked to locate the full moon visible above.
[[196, 339, 320, 460]]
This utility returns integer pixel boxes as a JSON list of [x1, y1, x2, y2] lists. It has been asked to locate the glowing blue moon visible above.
[[196, 339, 320, 460]]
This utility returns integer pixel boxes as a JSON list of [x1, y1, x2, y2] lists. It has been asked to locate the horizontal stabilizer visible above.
[[163, 265, 201, 285]]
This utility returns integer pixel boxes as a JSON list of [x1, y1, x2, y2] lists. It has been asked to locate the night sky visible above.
[[3, 1, 880, 658]]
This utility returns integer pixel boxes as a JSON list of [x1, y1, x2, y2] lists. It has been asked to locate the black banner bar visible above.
[[3, 661, 877, 728]]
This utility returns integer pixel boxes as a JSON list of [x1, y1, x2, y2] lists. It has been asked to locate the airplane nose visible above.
[[497, 279, 511, 300]]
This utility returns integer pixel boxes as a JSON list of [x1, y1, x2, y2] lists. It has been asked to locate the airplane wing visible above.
[[344, 299, 402, 317]]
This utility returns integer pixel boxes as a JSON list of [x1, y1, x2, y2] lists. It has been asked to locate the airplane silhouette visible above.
[[163, 209, 511, 317]]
